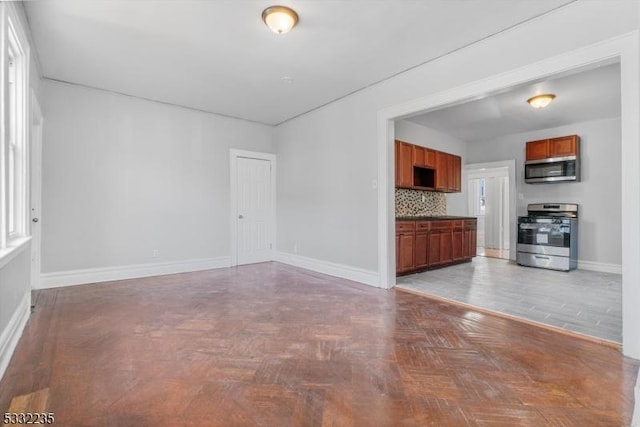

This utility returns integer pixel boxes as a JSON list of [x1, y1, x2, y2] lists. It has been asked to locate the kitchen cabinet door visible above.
[[549, 135, 578, 157], [447, 154, 455, 192], [414, 231, 429, 269], [428, 232, 442, 266], [415, 147, 436, 168], [526, 139, 549, 160], [439, 231, 453, 264], [395, 141, 413, 188], [396, 221, 416, 273], [413, 145, 426, 167], [452, 229, 464, 260], [435, 152, 449, 191], [398, 233, 415, 272], [452, 155, 461, 192], [469, 229, 477, 256], [464, 220, 477, 257]]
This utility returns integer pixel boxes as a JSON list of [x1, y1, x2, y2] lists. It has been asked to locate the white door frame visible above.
[[229, 149, 276, 267], [465, 160, 516, 260], [377, 32, 640, 359], [29, 89, 43, 289]]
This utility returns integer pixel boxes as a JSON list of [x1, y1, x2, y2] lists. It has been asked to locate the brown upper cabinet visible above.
[[413, 145, 436, 168], [549, 135, 579, 157], [395, 140, 461, 193], [395, 141, 413, 188], [435, 151, 461, 193], [526, 135, 579, 161]]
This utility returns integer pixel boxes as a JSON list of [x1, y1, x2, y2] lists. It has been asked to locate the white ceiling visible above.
[[405, 62, 621, 142], [24, 0, 575, 126]]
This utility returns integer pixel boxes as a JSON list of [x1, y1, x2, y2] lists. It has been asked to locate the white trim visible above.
[[275, 251, 381, 288], [37, 256, 230, 289], [578, 260, 622, 275], [377, 32, 640, 360], [30, 89, 42, 290], [0, 290, 29, 382], [229, 149, 277, 267], [0, 235, 29, 269]]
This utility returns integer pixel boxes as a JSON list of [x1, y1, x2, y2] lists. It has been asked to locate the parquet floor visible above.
[[1, 262, 637, 426]]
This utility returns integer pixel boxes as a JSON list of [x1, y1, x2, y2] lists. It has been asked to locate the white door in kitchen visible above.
[[230, 150, 276, 266]]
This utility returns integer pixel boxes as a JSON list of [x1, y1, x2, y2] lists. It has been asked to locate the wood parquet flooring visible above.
[[0, 262, 637, 426]]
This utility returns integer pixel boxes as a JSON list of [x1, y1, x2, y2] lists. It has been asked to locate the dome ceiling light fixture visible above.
[[527, 93, 556, 109], [262, 5, 299, 35]]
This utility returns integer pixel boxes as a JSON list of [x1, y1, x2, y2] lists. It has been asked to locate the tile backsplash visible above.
[[395, 188, 446, 217]]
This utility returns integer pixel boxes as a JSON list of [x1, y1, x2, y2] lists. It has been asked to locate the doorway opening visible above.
[[467, 165, 510, 260], [378, 36, 639, 357]]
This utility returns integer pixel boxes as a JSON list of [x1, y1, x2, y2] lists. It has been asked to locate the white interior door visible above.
[[30, 91, 43, 289], [484, 177, 501, 249], [236, 156, 272, 265]]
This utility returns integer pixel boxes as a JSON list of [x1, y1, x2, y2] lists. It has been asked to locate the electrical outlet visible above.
[[421, 194, 426, 202], [152, 249, 159, 258], [293, 244, 298, 253]]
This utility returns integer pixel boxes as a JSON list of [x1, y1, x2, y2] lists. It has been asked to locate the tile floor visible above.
[[396, 256, 622, 343]]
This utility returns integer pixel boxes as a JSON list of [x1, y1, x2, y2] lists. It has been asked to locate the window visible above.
[[1, 4, 29, 251]]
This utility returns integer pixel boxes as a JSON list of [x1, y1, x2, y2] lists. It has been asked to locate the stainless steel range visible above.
[[516, 203, 578, 271]]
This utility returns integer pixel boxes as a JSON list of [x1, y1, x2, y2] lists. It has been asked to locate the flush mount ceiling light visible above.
[[262, 5, 299, 35], [527, 93, 556, 109]]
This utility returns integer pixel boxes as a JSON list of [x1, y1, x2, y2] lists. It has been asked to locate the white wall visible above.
[[394, 119, 467, 216], [41, 80, 274, 275], [466, 117, 621, 268]]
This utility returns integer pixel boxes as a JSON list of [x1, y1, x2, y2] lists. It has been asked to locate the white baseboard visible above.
[[38, 256, 231, 289], [274, 251, 381, 288], [0, 291, 30, 382], [578, 260, 622, 274]]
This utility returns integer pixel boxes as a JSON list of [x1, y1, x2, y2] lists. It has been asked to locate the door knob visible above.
[[32, 218, 39, 223], [238, 214, 244, 219]]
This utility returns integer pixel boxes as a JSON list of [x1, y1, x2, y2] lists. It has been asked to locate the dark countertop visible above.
[[396, 216, 477, 221]]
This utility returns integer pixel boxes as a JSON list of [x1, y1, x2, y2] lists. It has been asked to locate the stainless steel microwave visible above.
[[524, 156, 579, 183]]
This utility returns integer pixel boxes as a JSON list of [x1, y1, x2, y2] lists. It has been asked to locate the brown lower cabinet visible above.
[[396, 221, 416, 273], [396, 218, 477, 275]]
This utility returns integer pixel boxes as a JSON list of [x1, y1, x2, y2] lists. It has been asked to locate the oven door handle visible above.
[[534, 255, 551, 260]]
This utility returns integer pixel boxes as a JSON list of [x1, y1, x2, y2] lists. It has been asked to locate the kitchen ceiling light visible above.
[[262, 6, 298, 35], [527, 94, 556, 109]]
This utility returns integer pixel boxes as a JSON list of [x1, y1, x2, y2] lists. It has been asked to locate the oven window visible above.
[[518, 222, 571, 247]]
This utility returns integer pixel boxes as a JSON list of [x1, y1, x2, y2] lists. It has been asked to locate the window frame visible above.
[[0, 2, 30, 259]]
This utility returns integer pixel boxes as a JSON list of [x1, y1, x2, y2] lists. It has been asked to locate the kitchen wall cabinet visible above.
[[435, 151, 462, 193], [525, 139, 549, 160], [549, 135, 578, 157], [395, 140, 461, 193], [396, 218, 477, 275], [413, 145, 436, 168], [395, 141, 413, 188], [525, 135, 579, 161]]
